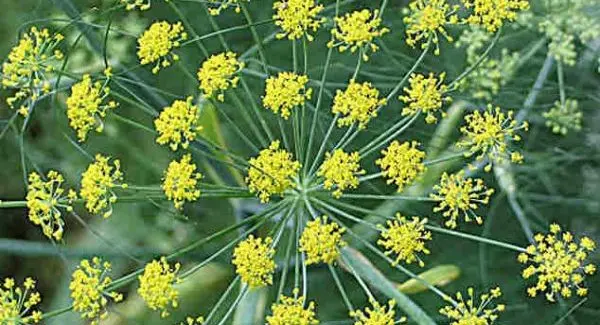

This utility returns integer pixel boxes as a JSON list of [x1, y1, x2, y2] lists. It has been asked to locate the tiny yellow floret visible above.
[[399, 72, 451, 124], [198, 52, 244, 101], [80, 154, 127, 218], [155, 97, 203, 151], [0, 277, 42, 324], [430, 171, 494, 229], [318, 149, 365, 198], [378, 214, 431, 267], [350, 299, 403, 325], [376, 141, 426, 193], [206, 0, 248, 15], [121, 0, 150, 10], [332, 80, 386, 129], [137, 21, 187, 74], [162, 154, 203, 209], [299, 216, 346, 265], [462, 0, 530, 32], [246, 140, 301, 203], [404, 0, 459, 55], [328, 9, 389, 60], [232, 235, 276, 287], [263, 72, 312, 120], [138, 257, 181, 318], [267, 288, 319, 325], [439, 287, 505, 324], [273, 0, 324, 41]]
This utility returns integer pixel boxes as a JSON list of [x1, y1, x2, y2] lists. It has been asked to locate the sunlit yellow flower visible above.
[[70, 257, 123, 325], [350, 299, 403, 325], [246, 140, 301, 203], [26, 171, 76, 241], [67, 74, 118, 142], [378, 214, 431, 267], [430, 171, 494, 229], [462, 0, 530, 32], [440, 287, 505, 325], [207, 0, 248, 15], [232, 235, 276, 287], [1, 26, 64, 116], [404, 0, 459, 55], [80, 154, 127, 218], [263, 72, 312, 120], [273, 0, 325, 41], [198, 52, 244, 101], [318, 149, 365, 198], [178, 316, 205, 325], [162, 154, 203, 209], [399, 72, 451, 124], [332, 80, 386, 129], [138, 257, 181, 318], [300, 216, 345, 265], [376, 141, 426, 193], [456, 105, 528, 172], [518, 224, 596, 302], [137, 21, 187, 74], [328, 9, 389, 60], [0, 277, 42, 324], [155, 97, 203, 151], [121, 0, 150, 10], [267, 288, 319, 325]]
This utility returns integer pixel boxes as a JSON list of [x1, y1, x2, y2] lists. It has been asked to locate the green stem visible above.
[[0, 200, 27, 208], [448, 28, 502, 89], [425, 225, 527, 253]]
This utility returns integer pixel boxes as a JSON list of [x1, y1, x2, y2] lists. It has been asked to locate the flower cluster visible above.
[[69, 257, 123, 324], [332, 80, 386, 129], [463, 0, 529, 32], [207, 0, 247, 15], [439, 287, 505, 324], [378, 214, 431, 267], [350, 299, 402, 325], [376, 141, 426, 193], [66, 73, 118, 142], [162, 154, 203, 209], [138, 257, 181, 318], [430, 171, 494, 229], [456, 105, 528, 171], [121, 0, 150, 11], [518, 224, 597, 301], [232, 235, 276, 287], [299, 216, 346, 265], [267, 289, 319, 325], [178, 316, 205, 325], [26, 171, 76, 241], [400, 72, 450, 124], [543, 99, 582, 135], [0, 277, 42, 324], [328, 9, 389, 60], [318, 150, 365, 198], [246, 140, 301, 203], [80, 154, 127, 218], [1, 27, 64, 116], [137, 21, 187, 74], [198, 52, 244, 101], [273, 0, 324, 41], [154, 97, 203, 150], [263, 72, 312, 120], [404, 0, 459, 55]]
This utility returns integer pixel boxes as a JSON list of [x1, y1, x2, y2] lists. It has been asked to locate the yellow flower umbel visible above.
[[456, 105, 528, 172], [350, 299, 403, 325], [207, 0, 247, 15], [121, 0, 150, 10], [462, 0, 529, 32], [378, 214, 431, 267], [399, 72, 451, 124], [273, 0, 324, 41], [267, 288, 319, 325], [0, 277, 42, 324], [299, 216, 346, 265], [232, 235, 276, 288], [26, 171, 76, 241], [404, 0, 459, 55], [246, 140, 301, 203], [318, 150, 365, 198], [440, 287, 505, 325], [430, 171, 494, 229], [332, 80, 386, 129], [155, 97, 203, 151], [518, 224, 597, 302], [137, 21, 187, 74], [138, 257, 181, 318], [1, 27, 64, 116], [162, 154, 203, 209], [263, 72, 312, 120], [328, 9, 389, 61], [80, 154, 127, 218], [66, 74, 118, 142], [198, 52, 244, 101], [70, 257, 123, 325], [376, 141, 426, 193]]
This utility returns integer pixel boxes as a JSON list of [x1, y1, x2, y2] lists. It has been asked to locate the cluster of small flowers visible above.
[[0, 277, 42, 324]]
